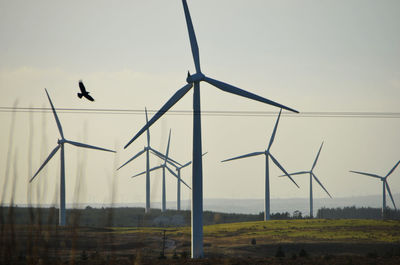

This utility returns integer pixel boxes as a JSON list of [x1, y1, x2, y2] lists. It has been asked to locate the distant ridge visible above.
[[11, 193, 399, 215]]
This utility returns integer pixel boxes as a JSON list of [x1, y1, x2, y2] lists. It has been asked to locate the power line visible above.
[[0, 106, 399, 118]]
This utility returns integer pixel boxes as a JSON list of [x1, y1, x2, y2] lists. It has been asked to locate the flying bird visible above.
[[77, 80, 94, 101]]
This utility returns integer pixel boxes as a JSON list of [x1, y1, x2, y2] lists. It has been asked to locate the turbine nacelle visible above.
[[186, 72, 205, 83]]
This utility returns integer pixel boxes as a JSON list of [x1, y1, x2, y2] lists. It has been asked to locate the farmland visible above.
[[1, 218, 400, 264]]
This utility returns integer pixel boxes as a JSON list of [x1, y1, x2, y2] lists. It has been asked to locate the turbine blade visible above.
[[117, 148, 146, 170], [269, 153, 299, 188], [311, 142, 324, 171], [145, 107, 150, 146], [165, 165, 178, 178], [385, 181, 397, 209], [166, 166, 191, 190], [124, 83, 193, 149], [45, 89, 64, 139], [181, 160, 192, 169], [203, 76, 299, 113], [221, 151, 264, 163], [349, 170, 383, 180], [150, 147, 182, 167], [277, 171, 309, 177], [182, 0, 201, 73], [131, 165, 163, 178], [267, 109, 282, 150], [30, 145, 60, 182], [165, 129, 172, 163], [180, 152, 206, 169], [312, 173, 332, 198], [65, 140, 115, 153], [154, 153, 179, 168], [180, 152, 208, 169], [131, 170, 147, 178], [386, 160, 400, 178]]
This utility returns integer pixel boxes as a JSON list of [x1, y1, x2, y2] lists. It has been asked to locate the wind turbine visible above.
[[350, 160, 399, 218], [221, 109, 299, 221], [279, 142, 332, 218], [124, 0, 299, 258], [131, 130, 191, 212], [118, 108, 182, 213], [30, 89, 115, 226], [152, 151, 208, 211]]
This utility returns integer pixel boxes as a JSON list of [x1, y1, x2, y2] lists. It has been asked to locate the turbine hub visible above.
[[57, 139, 65, 144], [186, 72, 205, 83]]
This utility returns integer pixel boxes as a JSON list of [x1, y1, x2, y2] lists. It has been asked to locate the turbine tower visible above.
[[221, 109, 299, 221], [118, 108, 181, 213], [131, 130, 191, 212], [279, 142, 332, 218], [30, 89, 115, 226], [124, 0, 299, 258], [172, 160, 191, 211], [350, 160, 399, 218]]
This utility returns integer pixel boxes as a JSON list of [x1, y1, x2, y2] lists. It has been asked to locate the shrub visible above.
[[80, 250, 88, 261], [299, 248, 308, 258], [275, 246, 285, 258], [180, 251, 189, 259]]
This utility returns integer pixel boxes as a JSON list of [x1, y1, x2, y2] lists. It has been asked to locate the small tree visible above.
[[293, 210, 302, 219]]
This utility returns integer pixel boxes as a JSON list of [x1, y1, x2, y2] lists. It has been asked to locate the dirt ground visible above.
[[1, 224, 400, 264]]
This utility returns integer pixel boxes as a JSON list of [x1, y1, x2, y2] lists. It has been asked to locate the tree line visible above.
[[316, 206, 400, 219], [1, 205, 398, 227]]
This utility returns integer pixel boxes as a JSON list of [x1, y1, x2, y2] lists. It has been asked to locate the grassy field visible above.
[[113, 218, 400, 242], [2, 219, 400, 264]]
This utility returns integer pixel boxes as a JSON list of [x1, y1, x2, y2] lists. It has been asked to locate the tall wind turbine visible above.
[[124, 0, 299, 258], [118, 108, 181, 213], [30, 89, 115, 226], [279, 142, 332, 218], [350, 160, 399, 218], [221, 109, 299, 221], [131, 130, 191, 212]]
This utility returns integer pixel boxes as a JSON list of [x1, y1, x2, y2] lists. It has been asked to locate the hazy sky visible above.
[[1, 0, 399, 209]]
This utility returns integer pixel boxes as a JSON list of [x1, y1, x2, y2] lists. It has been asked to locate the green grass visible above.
[[110, 219, 400, 243], [204, 219, 400, 243]]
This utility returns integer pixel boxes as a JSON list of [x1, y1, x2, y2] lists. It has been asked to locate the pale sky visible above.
[[0, 0, 399, 209]]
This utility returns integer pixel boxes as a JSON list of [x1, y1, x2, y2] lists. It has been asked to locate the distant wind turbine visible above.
[[118, 108, 182, 213], [30, 89, 115, 226], [123, 0, 299, 258], [131, 130, 191, 212], [152, 151, 208, 211], [221, 109, 299, 221], [350, 160, 399, 218], [279, 142, 332, 218]]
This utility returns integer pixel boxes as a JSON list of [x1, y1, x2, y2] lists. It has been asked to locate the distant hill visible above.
[[12, 194, 399, 216], [198, 193, 400, 215]]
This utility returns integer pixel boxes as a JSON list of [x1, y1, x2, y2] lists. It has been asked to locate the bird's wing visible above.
[[79, 81, 86, 93], [85, 94, 95, 101]]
